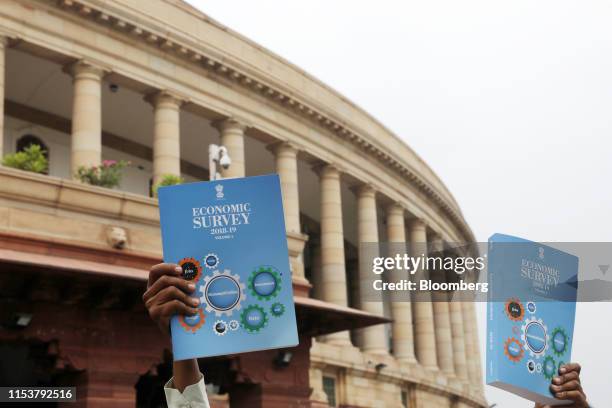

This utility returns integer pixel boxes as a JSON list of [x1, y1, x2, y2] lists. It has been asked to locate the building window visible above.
[[16, 134, 49, 174], [322, 376, 337, 407]]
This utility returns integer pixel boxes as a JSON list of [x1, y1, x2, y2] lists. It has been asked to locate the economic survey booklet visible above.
[[158, 174, 299, 360], [486, 233, 578, 406]]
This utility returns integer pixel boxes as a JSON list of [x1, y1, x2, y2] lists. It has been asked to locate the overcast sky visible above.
[[187, 1, 611, 406]]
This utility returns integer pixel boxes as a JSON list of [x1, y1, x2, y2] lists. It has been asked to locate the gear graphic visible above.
[[199, 269, 246, 317], [504, 337, 525, 363], [543, 356, 557, 380], [203, 253, 220, 269], [505, 298, 525, 322], [521, 316, 549, 358], [179, 257, 202, 282], [270, 302, 285, 317], [213, 320, 228, 336], [229, 320, 240, 331], [240, 304, 269, 333], [248, 266, 281, 301], [179, 309, 205, 333], [551, 327, 568, 357]]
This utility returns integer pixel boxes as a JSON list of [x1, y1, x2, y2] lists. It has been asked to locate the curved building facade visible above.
[[0, 1, 486, 407]]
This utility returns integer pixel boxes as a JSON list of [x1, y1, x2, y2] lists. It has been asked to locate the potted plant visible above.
[[76, 159, 130, 189], [153, 174, 184, 196], [2, 144, 49, 174]]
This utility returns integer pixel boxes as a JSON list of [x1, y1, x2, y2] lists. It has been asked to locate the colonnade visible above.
[[0, 46, 483, 387]]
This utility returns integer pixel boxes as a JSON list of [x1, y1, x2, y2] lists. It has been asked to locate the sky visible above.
[[186, 1, 612, 406]]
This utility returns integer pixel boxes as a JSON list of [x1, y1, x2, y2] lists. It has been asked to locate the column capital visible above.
[[409, 218, 427, 230], [311, 162, 343, 178], [63, 59, 108, 79], [211, 117, 248, 133], [267, 140, 301, 156], [144, 90, 185, 108], [385, 201, 405, 215], [351, 182, 376, 198], [429, 233, 445, 252]]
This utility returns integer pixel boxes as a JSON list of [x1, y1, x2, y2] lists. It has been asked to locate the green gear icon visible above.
[[240, 304, 269, 333], [248, 266, 281, 301], [551, 327, 568, 356], [543, 356, 557, 380], [270, 302, 285, 317]]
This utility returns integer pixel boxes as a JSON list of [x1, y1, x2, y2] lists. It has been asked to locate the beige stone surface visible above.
[[318, 165, 351, 345], [356, 184, 387, 355], [430, 235, 455, 376], [449, 301, 469, 380], [386, 203, 417, 363], [0, 36, 5, 159], [214, 118, 246, 179], [410, 219, 438, 369], [149, 91, 183, 184], [67, 60, 105, 178]]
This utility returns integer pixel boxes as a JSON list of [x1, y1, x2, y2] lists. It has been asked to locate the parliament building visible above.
[[0, 1, 487, 407]]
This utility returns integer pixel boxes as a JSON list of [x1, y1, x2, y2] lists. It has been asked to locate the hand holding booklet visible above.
[[486, 233, 578, 406], [158, 174, 299, 360]]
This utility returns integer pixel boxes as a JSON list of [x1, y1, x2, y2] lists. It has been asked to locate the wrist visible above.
[[173, 359, 201, 392]]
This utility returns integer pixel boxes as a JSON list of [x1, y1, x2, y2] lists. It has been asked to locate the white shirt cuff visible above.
[[164, 374, 210, 408]]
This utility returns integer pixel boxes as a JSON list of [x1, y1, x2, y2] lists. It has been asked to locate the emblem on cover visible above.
[[215, 184, 224, 199]]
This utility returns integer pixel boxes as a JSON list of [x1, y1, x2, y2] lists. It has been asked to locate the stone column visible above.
[[213, 118, 246, 178], [147, 91, 182, 185], [67, 61, 105, 178], [0, 37, 7, 160], [356, 184, 387, 354], [317, 164, 350, 345], [386, 203, 416, 363], [409, 219, 438, 369], [449, 301, 469, 380], [271, 142, 308, 282], [430, 235, 455, 375], [463, 299, 483, 386]]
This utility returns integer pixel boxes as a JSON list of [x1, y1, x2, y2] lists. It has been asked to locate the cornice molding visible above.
[[53, 0, 473, 243]]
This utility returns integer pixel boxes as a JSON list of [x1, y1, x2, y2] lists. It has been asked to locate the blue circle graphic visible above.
[[525, 322, 546, 354], [205, 255, 218, 267], [206, 276, 240, 311], [253, 271, 277, 297], [184, 312, 202, 327], [507, 343, 521, 358], [245, 307, 264, 326], [553, 332, 566, 353]]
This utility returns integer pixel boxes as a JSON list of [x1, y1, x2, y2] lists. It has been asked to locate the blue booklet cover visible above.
[[158, 174, 299, 360], [486, 233, 578, 405]]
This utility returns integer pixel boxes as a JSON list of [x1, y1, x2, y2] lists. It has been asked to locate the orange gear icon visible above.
[[179, 257, 202, 282], [179, 309, 205, 333], [504, 337, 524, 362], [504, 297, 525, 322]]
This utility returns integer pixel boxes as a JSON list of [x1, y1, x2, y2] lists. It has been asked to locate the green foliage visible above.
[[76, 159, 129, 188], [153, 174, 184, 196], [2, 144, 49, 174]]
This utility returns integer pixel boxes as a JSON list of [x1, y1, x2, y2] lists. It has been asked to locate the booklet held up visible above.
[[158, 174, 299, 360]]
